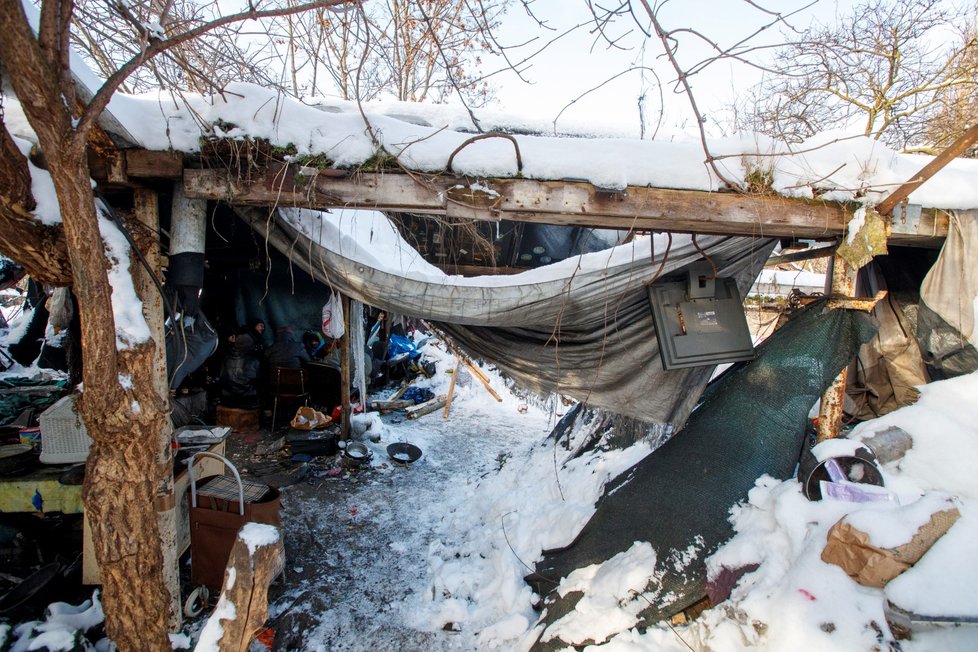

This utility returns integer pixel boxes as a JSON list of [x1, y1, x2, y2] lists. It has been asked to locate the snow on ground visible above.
[[251, 342, 978, 651], [3, 326, 977, 651]]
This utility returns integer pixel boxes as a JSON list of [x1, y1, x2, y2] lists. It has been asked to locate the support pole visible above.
[[817, 252, 857, 442], [340, 294, 352, 441], [133, 189, 181, 630]]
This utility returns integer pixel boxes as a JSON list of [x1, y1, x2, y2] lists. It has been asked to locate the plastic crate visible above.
[[38, 395, 92, 464]]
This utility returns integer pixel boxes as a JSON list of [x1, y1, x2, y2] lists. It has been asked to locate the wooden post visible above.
[[817, 252, 857, 442], [340, 294, 352, 440], [133, 189, 181, 630], [195, 524, 285, 652]]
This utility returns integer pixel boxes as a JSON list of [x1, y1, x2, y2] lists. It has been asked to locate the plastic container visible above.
[[38, 395, 92, 464]]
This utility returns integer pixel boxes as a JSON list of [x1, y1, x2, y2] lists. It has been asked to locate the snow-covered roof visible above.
[[82, 81, 976, 211]]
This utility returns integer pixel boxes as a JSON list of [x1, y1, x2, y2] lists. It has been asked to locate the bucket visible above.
[[797, 441, 884, 501]]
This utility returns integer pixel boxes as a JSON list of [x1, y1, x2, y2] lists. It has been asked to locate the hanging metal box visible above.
[[648, 264, 755, 370]]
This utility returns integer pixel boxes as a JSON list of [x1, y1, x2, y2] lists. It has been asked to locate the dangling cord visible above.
[[691, 234, 718, 279]]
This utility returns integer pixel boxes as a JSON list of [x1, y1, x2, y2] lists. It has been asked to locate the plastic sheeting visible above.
[[917, 211, 978, 379], [850, 256, 931, 419], [236, 207, 774, 424]]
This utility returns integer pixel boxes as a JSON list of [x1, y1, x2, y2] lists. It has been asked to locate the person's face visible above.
[[255, 322, 265, 333]]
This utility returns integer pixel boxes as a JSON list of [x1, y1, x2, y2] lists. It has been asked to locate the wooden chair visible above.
[[270, 367, 309, 432]]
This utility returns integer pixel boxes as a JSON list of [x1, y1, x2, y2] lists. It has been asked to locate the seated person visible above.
[[266, 326, 311, 373], [219, 333, 262, 407], [302, 329, 329, 361]]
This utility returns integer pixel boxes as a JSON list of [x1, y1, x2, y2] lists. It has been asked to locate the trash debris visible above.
[[290, 406, 331, 430], [821, 499, 960, 588], [797, 439, 885, 501]]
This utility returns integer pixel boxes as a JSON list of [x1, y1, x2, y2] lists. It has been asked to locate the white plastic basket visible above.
[[38, 395, 92, 464]]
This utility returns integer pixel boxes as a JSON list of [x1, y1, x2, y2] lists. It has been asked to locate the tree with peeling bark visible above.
[[0, 0, 354, 649]]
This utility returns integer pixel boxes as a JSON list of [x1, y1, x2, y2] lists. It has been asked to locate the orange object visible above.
[[253, 627, 275, 649]]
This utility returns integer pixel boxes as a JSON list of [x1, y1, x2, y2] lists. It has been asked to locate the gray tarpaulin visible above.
[[237, 207, 774, 424]]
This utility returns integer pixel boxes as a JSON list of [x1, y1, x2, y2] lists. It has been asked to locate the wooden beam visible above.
[[817, 253, 858, 443], [184, 166, 856, 239], [765, 244, 836, 267], [126, 150, 184, 179], [133, 189, 181, 631], [877, 123, 978, 216]]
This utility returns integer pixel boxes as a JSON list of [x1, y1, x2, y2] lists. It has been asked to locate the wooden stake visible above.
[[443, 368, 458, 419], [340, 294, 351, 441], [197, 524, 284, 652]]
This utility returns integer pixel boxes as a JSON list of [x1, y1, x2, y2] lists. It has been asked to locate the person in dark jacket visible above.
[[219, 333, 262, 407], [247, 319, 267, 355], [266, 326, 311, 372]]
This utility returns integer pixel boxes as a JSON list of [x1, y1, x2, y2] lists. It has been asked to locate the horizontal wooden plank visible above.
[[183, 166, 946, 241], [125, 149, 184, 178]]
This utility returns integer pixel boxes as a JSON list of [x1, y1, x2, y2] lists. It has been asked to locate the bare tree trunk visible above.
[[0, 126, 72, 284], [51, 146, 172, 652]]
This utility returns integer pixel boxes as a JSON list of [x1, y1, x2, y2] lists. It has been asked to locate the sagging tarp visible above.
[[850, 250, 933, 420], [235, 206, 775, 425], [916, 212, 978, 379], [525, 299, 878, 650]]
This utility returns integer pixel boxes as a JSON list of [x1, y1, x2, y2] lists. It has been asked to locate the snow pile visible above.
[[403, 403, 656, 649], [404, 371, 978, 650], [0, 591, 112, 652]]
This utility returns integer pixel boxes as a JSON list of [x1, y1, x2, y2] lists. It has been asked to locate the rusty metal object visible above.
[[817, 254, 857, 442], [826, 289, 888, 312]]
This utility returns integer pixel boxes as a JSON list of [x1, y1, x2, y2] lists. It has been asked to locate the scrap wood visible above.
[[443, 368, 458, 419], [389, 379, 413, 401], [406, 395, 448, 419], [463, 358, 503, 402], [425, 322, 503, 403], [367, 399, 414, 413], [197, 523, 285, 652]]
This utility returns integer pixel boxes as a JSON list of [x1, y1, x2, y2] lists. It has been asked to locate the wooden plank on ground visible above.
[[406, 395, 448, 419], [367, 399, 415, 413]]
